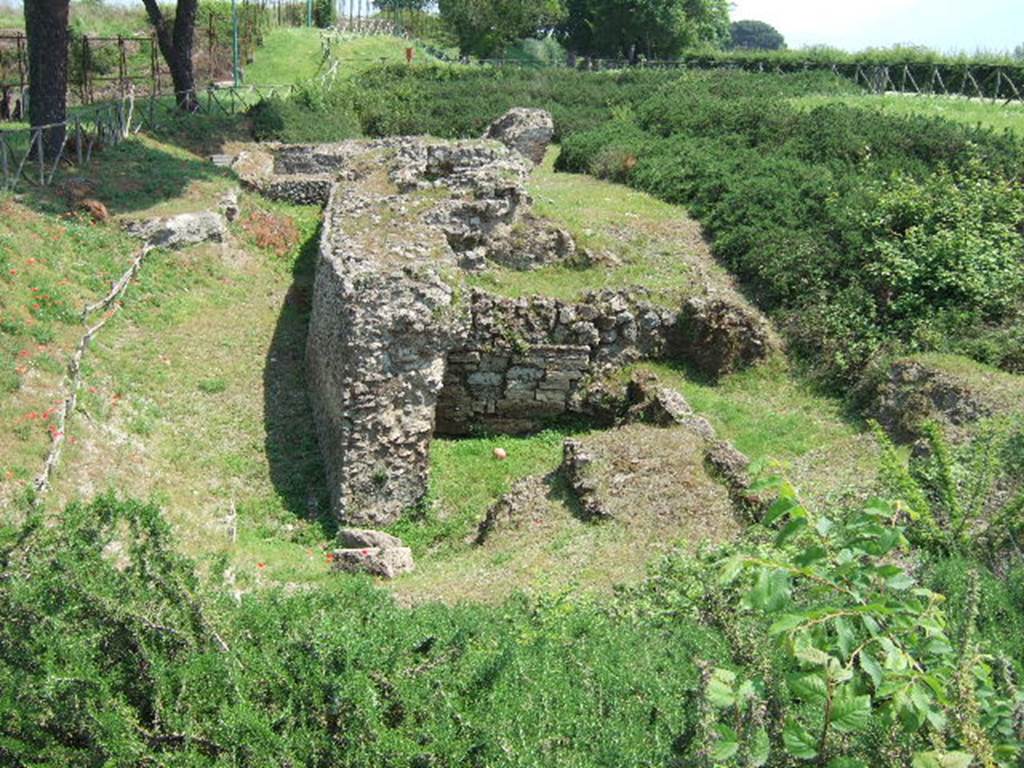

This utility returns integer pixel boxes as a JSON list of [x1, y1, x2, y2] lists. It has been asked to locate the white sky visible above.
[[730, 0, 1024, 54]]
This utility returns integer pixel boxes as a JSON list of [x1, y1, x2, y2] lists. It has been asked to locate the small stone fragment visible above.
[[331, 546, 415, 578], [493, 447, 508, 460], [337, 527, 404, 550]]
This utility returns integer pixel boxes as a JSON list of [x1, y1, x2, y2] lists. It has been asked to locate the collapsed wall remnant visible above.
[[869, 356, 1024, 443], [482, 107, 556, 165], [244, 108, 777, 532]]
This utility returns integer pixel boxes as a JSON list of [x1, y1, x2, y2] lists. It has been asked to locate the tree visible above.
[[438, 0, 566, 58], [729, 19, 786, 51], [24, 0, 70, 159], [560, 0, 729, 60], [1014, 43, 1024, 61], [141, 0, 199, 111]]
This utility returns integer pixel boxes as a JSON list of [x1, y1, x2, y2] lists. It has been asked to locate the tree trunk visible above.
[[141, 0, 200, 111], [24, 0, 70, 159]]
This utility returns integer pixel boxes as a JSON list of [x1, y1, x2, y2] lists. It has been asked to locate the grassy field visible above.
[[792, 92, 1024, 134]]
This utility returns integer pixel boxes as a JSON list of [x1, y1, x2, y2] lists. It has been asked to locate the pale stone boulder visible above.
[[331, 546, 414, 579], [483, 107, 555, 165]]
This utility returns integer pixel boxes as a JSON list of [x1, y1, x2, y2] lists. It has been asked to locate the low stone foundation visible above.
[[245, 111, 778, 529]]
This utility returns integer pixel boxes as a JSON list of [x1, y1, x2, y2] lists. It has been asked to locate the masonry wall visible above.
[[436, 289, 678, 435]]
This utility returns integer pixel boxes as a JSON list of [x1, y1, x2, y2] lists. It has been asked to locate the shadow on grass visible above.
[[262, 222, 335, 538], [9, 122, 243, 217]]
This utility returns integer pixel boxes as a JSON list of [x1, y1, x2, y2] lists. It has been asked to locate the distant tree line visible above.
[[728, 19, 786, 51], [435, 0, 733, 60]]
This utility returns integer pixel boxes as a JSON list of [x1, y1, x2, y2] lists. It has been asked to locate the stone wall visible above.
[[306, 185, 462, 528], [254, 116, 779, 529], [304, 137, 538, 526], [437, 289, 676, 434]]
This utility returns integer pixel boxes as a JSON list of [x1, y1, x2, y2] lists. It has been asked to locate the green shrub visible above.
[[312, 0, 335, 28], [558, 77, 1024, 382], [0, 494, 727, 765]]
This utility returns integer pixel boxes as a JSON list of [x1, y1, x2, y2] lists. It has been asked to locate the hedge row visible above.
[[250, 64, 859, 144], [556, 76, 1024, 381]]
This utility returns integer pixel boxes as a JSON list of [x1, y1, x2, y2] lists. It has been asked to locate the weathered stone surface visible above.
[[677, 296, 778, 378], [482, 214, 580, 271], [483, 107, 555, 165], [338, 527, 405, 550], [562, 438, 609, 520], [124, 211, 228, 249], [475, 475, 549, 544], [219, 187, 240, 222], [331, 546, 414, 578], [869, 357, 1024, 442], [560, 424, 742, 542]]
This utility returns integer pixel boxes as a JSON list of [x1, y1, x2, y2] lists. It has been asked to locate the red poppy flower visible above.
[[257, 562, 266, 569]]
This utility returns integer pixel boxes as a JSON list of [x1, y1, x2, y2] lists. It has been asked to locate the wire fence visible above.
[[0, 7, 269, 122], [0, 81, 298, 192], [476, 54, 1024, 103]]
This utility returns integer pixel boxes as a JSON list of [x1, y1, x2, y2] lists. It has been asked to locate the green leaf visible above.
[[748, 568, 791, 613], [793, 636, 833, 668], [769, 613, 805, 635], [794, 545, 827, 567], [718, 554, 745, 585], [782, 719, 818, 760], [834, 617, 855, 659], [706, 668, 736, 708], [711, 724, 739, 761], [859, 650, 883, 689], [787, 672, 827, 703], [750, 727, 769, 767], [763, 494, 799, 525], [830, 689, 872, 733], [776, 516, 808, 547], [885, 573, 915, 591], [911, 751, 975, 768], [828, 760, 868, 768]]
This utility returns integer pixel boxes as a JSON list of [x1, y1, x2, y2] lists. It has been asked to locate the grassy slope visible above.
[[792, 93, 1024, 135], [244, 28, 326, 84], [467, 151, 741, 306]]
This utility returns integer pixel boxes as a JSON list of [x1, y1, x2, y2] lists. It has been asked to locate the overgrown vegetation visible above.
[[3, 24, 1024, 767], [3, 472, 1022, 765], [557, 72, 1024, 381]]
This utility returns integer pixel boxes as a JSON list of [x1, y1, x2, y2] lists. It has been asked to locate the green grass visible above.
[[244, 27, 326, 84], [392, 427, 577, 553], [792, 93, 1024, 135], [622, 358, 881, 507], [466, 149, 736, 306]]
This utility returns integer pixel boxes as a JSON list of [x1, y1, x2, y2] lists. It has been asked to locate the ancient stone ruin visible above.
[[236, 109, 778, 574]]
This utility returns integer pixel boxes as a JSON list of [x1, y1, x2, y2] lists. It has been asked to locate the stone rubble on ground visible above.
[[331, 527, 414, 578], [123, 211, 229, 249]]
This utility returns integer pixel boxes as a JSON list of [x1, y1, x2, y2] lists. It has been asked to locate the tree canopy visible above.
[[560, 0, 730, 59], [729, 19, 786, 51], [438, 0, 566, 58]]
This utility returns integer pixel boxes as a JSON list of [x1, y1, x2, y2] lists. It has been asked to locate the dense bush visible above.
[[558, 75, 1024, 381], [4, 477, 1023, 765], [0, 495, 722, 765]]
